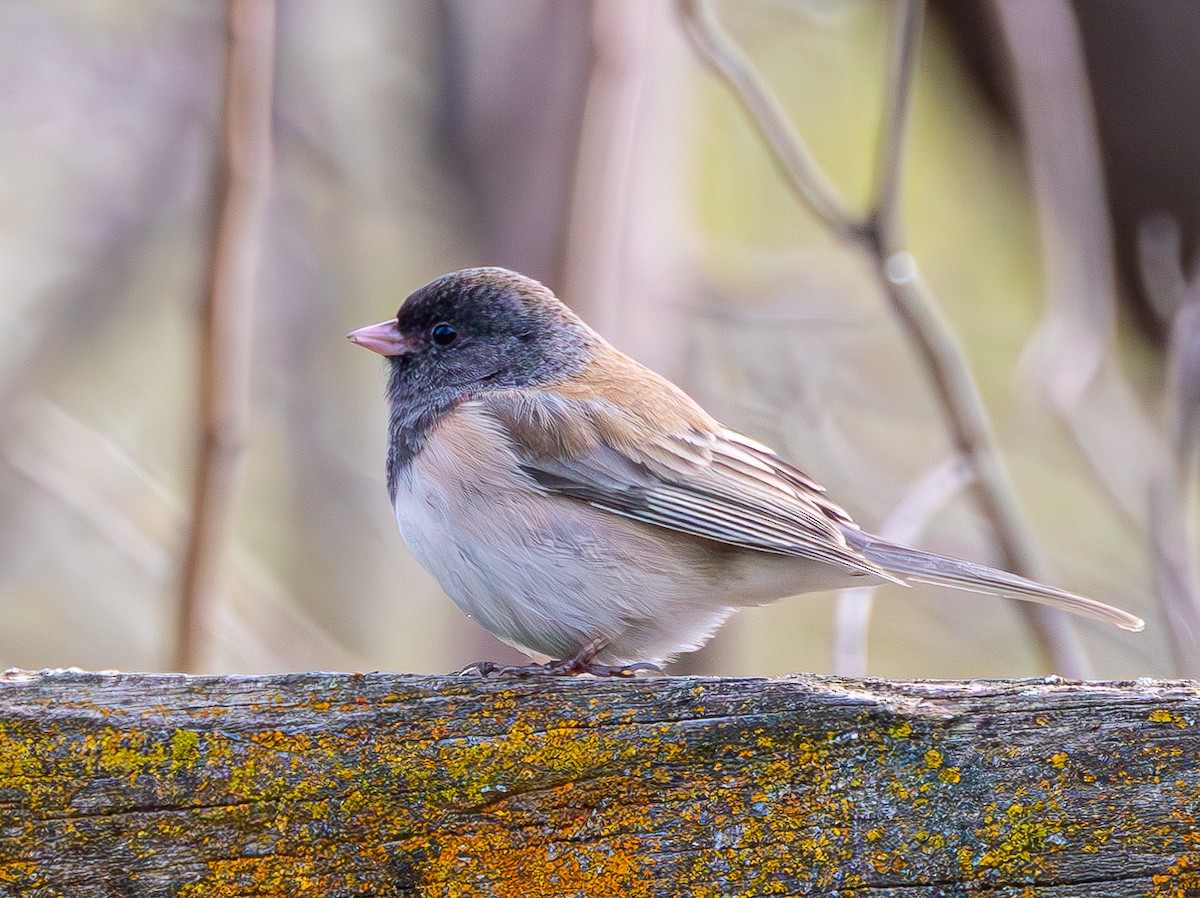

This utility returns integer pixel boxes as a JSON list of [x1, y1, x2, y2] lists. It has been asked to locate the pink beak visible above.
[[347, 319, 416, 357]]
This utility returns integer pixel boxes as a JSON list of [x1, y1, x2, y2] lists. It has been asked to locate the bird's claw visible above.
[[456, 636, 660, 678], [454, 658, 661, 678]]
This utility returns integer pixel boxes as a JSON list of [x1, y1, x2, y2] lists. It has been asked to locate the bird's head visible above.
[[348, 267, 596, 410]]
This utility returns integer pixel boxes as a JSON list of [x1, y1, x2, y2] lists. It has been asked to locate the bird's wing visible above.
[[468, 389, 900, 582]]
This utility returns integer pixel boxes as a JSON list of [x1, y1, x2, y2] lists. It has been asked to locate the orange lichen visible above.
[[1149, 855, 1200, 898]]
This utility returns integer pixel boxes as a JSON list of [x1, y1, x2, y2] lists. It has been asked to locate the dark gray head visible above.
[[348, 267, 597, 492]]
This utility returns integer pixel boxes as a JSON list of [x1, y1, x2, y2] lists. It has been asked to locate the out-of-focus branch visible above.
[[868, 0, 924, 238], [1150, 220, 1200, 469], [677, 0, 857, 237], [995, 0, 1116, 409], [176, 0, 277, 673], [1141, 217, 1200, 674], [678, 0, 1090, 675], [1150, 478, 1200, 675], [7, 398, 354, 672], [995, 0, 1185, 669], [996, 0, 1161, 523], [562, 0, 654, 332], [833, 455, 973, 676], [1136, 218, 1200, 473], [1137, 215, 1191, 331]]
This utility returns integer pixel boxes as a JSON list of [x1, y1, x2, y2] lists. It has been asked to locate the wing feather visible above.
[[469, 390, 900, 582]]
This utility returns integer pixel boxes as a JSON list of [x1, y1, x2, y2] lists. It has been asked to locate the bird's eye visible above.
[[430, 323, 457, 346]]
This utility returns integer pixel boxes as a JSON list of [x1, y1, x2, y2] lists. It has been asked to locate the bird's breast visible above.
[[390, 404, 763, 662]]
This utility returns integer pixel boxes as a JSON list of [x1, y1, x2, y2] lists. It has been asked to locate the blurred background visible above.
[[0, 0, 1196, 680]]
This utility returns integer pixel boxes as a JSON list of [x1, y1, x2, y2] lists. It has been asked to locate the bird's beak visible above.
[[347, 319, 415, 357]]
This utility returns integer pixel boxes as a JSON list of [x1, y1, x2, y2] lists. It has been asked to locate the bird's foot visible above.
[[547, 657, 662, 678], [455, 658, 661, 678], [456, 640, 661, 678]]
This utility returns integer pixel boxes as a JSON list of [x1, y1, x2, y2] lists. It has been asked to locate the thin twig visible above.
[[176, 0, 277, 673], [677, 0, 859, 237], [678, 0, 1090, 674], [1137, 214, 1190, 329], [868, 0, 924, 237]]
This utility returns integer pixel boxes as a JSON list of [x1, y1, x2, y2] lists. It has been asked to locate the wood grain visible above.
[[1, 669, 1197, 896]]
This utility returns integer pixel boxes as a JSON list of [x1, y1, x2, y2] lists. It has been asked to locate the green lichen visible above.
[[170, 728, 201, 773]]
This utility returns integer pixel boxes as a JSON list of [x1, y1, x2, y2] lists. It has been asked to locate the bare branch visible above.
[[176, 0, 277, 672], [676, 0, 860, 236], [678, 0, 1091, 675], [856, 11, 1085, 675], [996, 0, 1116, 409], [868, 0, 924, 238], [875, 262, 1093, 676], [1141, 213, 1200, 477]]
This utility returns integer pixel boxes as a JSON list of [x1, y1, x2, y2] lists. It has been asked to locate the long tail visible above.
[[844, 530, 1145, 632]]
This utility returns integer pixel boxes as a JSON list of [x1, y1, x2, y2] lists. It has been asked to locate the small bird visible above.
[[349, 267, 1144, 676]]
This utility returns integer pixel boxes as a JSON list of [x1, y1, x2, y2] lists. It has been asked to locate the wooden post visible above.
[[1, 669, 1197, 896]]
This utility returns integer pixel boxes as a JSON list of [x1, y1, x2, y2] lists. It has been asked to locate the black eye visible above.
[[430, 322, 457, 346]]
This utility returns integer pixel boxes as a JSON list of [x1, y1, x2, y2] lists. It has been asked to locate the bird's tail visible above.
[[844, 530, 1145, 632]]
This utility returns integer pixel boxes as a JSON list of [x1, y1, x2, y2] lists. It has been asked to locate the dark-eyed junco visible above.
[[349, 267, 1144, 675]]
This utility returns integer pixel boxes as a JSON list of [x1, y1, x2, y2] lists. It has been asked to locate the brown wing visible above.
[[468, 375, 901, 583]]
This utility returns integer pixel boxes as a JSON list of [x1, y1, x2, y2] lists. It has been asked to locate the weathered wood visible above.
[[0, 670, 1197, 897]]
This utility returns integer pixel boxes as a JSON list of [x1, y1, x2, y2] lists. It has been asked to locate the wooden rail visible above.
[[1, 669, 1197, 896]]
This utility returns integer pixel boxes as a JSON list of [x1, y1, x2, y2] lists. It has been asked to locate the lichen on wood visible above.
[[0, 669, 1197, 896]]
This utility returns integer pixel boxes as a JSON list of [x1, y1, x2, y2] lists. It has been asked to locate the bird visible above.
[[348, 267, 1144, 676]]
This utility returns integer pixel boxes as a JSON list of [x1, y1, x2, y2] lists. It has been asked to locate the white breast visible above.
[[389, 408, 741, 666]]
